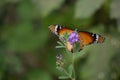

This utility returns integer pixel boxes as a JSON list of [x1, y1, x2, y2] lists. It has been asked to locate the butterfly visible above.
[[49, 25, 105, 52]]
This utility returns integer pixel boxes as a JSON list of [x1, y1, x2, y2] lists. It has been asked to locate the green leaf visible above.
[[110, 0, 120, 19], [110, 0, 120, 32], [74, 47, 90, 60], [57, 41, 64, 46], [59, 76, 69, 79], [55, 46, 65, 48], [64, 31, 69, 39], [73, 42, 81, 53], [33, 0, 64, 17], [56, 67, 64, 72], [75, 0, 105, 19], [68, 64, 73, 77]]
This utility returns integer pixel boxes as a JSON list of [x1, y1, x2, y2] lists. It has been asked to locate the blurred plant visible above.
[[55, 30, 83, 80], [0, 0, 120, 80]]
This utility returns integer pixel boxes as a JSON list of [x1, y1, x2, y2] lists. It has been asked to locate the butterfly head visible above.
[[49, 25, 63, 36]]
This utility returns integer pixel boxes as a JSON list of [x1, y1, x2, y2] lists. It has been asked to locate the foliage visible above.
[[0, 0, 120, 80], [75, 0, 106, 19]]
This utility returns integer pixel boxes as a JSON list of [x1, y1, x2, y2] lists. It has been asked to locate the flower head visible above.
[[56, 53, 63, 60], [68, 31, 79, 45], [56, 53, 64, 67]]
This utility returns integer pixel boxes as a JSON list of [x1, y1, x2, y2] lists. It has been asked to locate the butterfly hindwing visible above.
[[78, 31, 105, 50]]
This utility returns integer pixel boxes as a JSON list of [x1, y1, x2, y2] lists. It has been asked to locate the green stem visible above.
[[72, 53, 76, 80]]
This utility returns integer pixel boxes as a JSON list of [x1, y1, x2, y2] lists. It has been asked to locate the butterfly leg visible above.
[[79, 43, 83, 52], [79, 37, 84, 51]]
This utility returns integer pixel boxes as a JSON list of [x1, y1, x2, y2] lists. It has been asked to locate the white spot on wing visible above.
[[59, 26, 62, 29], [55, 25, 58, 35], [93, 34, 99, 43], [96, 34, 99, 42]]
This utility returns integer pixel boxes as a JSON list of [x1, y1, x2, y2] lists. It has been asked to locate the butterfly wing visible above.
[[78, 31, 105, 49], [79, 31, 94, 45], [49, 25, 105, 52], [58, 28, 73, 36], [49, 25, 73, 36]]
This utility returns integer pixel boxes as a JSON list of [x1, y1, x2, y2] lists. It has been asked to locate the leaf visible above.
[[56, 67, 64, 72], [33, 0, 64, 17], [64, 31, 69, 39], [73, 42, 81, 53], [57, 41, 64, 46], [110, 0, 120, 32], [117, 20, 120, 32], [59, 76, 69, 79], [75, 0, 105, 19], [74, 46, 90, 60], [55, 46, 65, 48], [68, 64, 73, 77], [110, 0, 120, 19]]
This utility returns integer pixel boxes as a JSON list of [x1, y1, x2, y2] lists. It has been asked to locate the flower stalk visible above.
[[72, 53, 76, 80], [55, 30, 81, 80]]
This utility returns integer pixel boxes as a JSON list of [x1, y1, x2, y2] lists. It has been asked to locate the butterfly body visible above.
[[49, 25, 105, 52]]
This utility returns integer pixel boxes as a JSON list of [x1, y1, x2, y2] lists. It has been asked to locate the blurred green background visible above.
[[0, 0, 120, 80]]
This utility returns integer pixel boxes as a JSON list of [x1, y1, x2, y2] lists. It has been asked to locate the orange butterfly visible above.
[[49, 25, 105, 52]]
